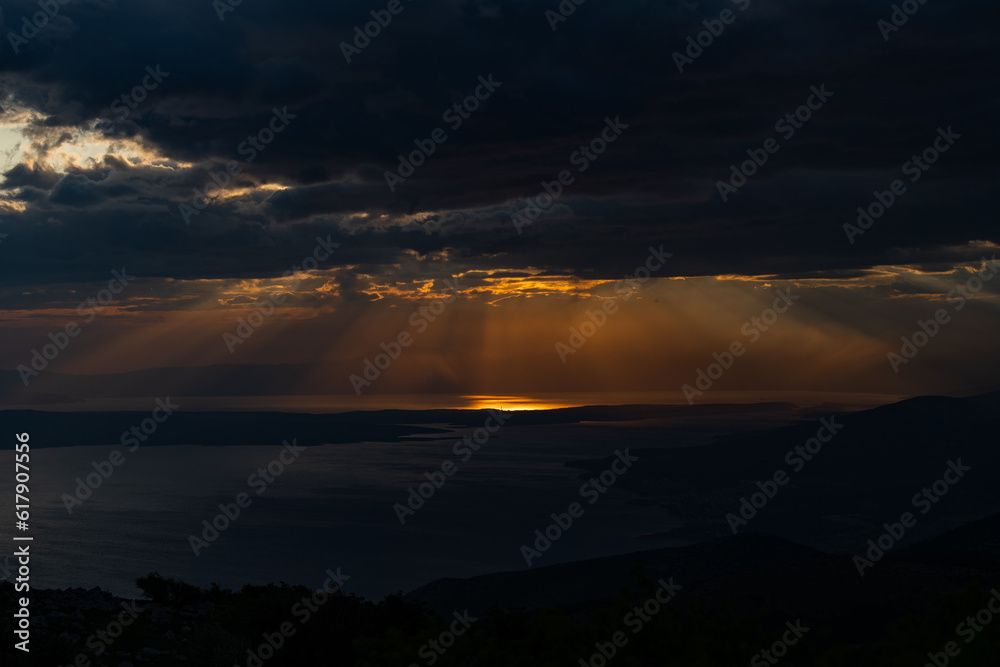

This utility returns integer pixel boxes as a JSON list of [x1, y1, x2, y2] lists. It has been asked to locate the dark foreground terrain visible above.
[[3, 522, 999, 666]]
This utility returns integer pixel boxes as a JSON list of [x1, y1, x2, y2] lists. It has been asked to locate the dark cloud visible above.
[[48, 173, 105, 205], [0, 0, 996, 288], [2, 162, 60, 190]]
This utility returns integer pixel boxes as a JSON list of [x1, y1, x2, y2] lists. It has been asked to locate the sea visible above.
[[0, 391, 901, 601]]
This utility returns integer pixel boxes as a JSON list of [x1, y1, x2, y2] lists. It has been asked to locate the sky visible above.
[[0, 0, 997, 399]]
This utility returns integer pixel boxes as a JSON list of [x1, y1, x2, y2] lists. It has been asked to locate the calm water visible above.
[[2, 391, 903, 600], [5, 420, 680, 601]]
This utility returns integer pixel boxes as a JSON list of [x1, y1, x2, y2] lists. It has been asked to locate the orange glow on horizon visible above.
[[462, 395, 582, 411]]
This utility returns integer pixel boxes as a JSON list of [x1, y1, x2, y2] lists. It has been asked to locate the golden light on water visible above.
[[462, 395, 581, 411]]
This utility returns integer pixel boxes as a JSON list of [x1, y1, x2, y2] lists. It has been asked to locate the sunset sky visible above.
[[0, 0, 997, 399]]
